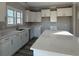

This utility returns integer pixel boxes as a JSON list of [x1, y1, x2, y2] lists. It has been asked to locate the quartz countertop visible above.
[[0, 27, 30, 39], [31, 30, 79, 56]]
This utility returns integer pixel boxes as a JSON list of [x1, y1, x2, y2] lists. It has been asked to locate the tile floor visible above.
[[13, 37, 37, 56]]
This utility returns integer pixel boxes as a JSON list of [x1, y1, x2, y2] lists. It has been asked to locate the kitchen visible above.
[[0, 2, 79, 56]]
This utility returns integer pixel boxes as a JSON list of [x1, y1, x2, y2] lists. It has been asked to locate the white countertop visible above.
[[0, 27, 30, 40], [31, 30, 79, 56]]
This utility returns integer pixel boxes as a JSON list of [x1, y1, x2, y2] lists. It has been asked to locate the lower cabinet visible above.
[[0, 37, 12, 56], [0, 29, 29, 56], [30, 26, 41, 39], [21, 29, 29, 46], [10, 35, 20, 54], [33, 26, 41, 37]]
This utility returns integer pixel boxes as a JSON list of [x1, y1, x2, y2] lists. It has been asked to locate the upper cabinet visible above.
[[35, 12, 41, 22], [57, 7, 72, 16], [25, 10, 31, 22], [25, 7, 72, 22], [50, 11, 57, 22], [0, 2, 6, 22], [25, 10, 41, 22], [41, 9, 50, 17]]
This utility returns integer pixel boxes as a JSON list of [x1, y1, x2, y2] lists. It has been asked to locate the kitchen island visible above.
[[31, 30, 79, 56]]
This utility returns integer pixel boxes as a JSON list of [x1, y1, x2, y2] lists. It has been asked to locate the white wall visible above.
[[76, 4, 79, 36]]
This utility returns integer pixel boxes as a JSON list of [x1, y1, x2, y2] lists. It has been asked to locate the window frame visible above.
[[7, 6, 23, 27], [16, 11, 23, 24]]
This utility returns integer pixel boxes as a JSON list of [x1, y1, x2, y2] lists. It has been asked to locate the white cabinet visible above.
[[30, 12, 35, 22], [31, 12, 41, 22], [41, 10, 45, 17], [30, 26, 41, 39], [30, 12, 41, 22], [16, 32, 23, 48], [41, 9, 50, 17], [21, 30, 29, 45], [25, 10, 41, 22], [25, 10, 31, 22], [0, 29, 29, 56], [35, 12, 41, 22], [11, 29, 29, 55], [33, 26, 41, 37], [0, 2, 6, 22], [30, 27, 34, 39], [0, 36, 19, 56], [50, 11, 57, 22], [0, 37, 12, 56], [10, 35, 18, 54], [57, 8, 72, 16]]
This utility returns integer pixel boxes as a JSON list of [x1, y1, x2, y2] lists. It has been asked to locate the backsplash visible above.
[[0, 22, 6, 30], [24, 17, 57, 34], [24, 17, 72, 33], [41, 17, 57, 33], [0, 17, 72, 33], [57, 17, 72, 33]]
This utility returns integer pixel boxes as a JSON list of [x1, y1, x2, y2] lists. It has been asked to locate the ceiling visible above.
[[18, 2, 73, 11], [26, 2, 73, 8]]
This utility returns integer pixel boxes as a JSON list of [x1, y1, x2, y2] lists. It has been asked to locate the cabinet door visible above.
[[16, 33, 22, 49], [10, 35, 19, 54], [31, 12, 36, 22], [41, 9, 50, 17], [24, 30, 29, 43], [41, 10, 45, 17], [33, 26, 41, 37], [21, 30, 29, 45], [57, 8, 72, 16], [25, 11, 41, 22], [29, 12, 34, 22], [30, 27, 34, 39], [25, 10, 31, 22], [26, 30, 29, 42], [50, 11, 57, 22], [64, 8, 72, 16], [57, 8, 64, 16], [0, 37, 12, 56], [35, 12, 41, 22], [0, 2, 6, 21], [45, 9, 50, 17], [25, 10, 29, 22]]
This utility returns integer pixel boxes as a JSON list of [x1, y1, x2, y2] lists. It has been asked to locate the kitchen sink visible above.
[[16, 29, 24, 31]]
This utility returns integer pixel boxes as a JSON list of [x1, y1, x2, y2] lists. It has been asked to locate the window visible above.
[[7, 6, 23, 26], [7, 9, 14, 24], [16, 12, 23, 24]]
